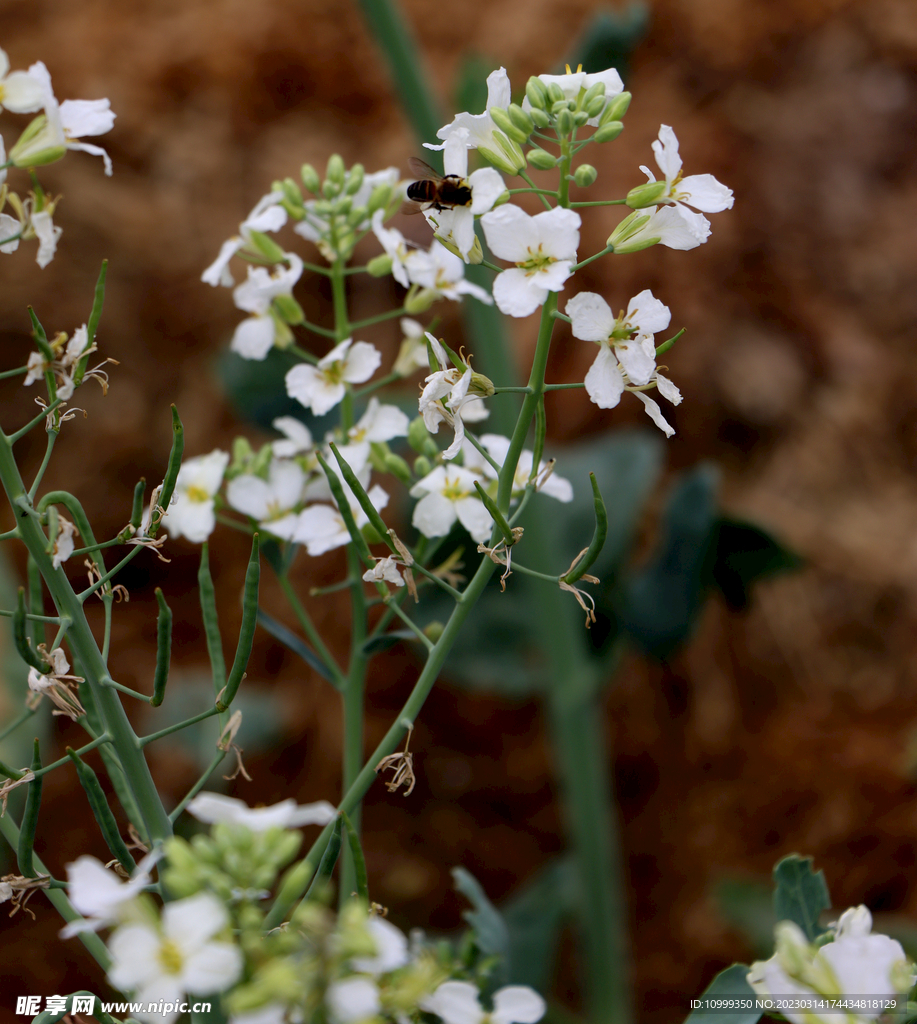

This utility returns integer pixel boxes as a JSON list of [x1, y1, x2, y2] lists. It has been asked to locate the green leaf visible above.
[[772, 854, 830, 941], [502, 857, 576, 991], [713, 876, 776, 959], [256, 607, 340, 687], [619, 463, 719, 660], [712, 519, 802, 610], [452, 866, 510, 984], [684, 964, 761, 1024]]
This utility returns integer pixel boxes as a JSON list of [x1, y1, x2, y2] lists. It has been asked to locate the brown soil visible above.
[[2, 0, 917, 1021]]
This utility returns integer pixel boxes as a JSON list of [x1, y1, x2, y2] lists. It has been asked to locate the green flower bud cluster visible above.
[[162, 823, 301, 904], [522, 76, 632, 175], [227, 436, 273, 481], [292, 155, 397, 262]]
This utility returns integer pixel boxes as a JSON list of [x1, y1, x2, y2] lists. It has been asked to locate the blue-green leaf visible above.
[[772, 854, 830, 941], [685, 964, 761, 1024]]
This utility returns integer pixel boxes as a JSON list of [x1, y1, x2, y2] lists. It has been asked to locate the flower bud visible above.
[[530, 107, 551, 128], [366, 253, 393, 277], [413, 455, 432, 478], [279, 178, 302, 206], [525, 76, 550, 110], [556, 109, 575, 136], [508, 103, 535, 137], [384, 452, 413, 486], [273, 293, 305, 325], [247, 229, 287, 264], [335, 196, 353, 216], [347, 204, 369, 228], [479, 133, 525, 176], [366, 182, 392, 216], [593, 121, 624, 143], [407, 416, 431, 453], [572, 110, 590, 127], [324, 154, 345, 196], [404, 285, 439, 314], [301, 163, 321, 194], [526, 147, 557, 170], [469, 371, 495, 397], [581, 81, 607, 108], [489, 106, 529, 145], [270, 315, 295, 350], [551, 99, 573, 116], [601, 91, 632, 124], [607, 211, 658, 253], [584, 95, 607, 118], [546, 82, 566, 104], [574, 164, 598, 188], [432, 233, 464, 262], [424, 621, 445, 642], [9, 116, 66, 169], [345, 163, 365, 195], [466, 235, 484, 264], [625, 180, 667, 208]]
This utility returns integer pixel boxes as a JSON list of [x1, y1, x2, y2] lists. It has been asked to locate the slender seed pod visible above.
[[0, 759, 24, 781], [198, 543, 227, 698], [328, 443, 394, 557], [315, 450, 375, 568], [472, 481, 516, 548], [75, 260, 108, 387], [27, 306, 54, 363], [26, 555, 44, 657], [216, 535, 260, 712], [17, 739, 42, 877], [305, 814, 343, 900], [150, 406, 184, 537], [130, 478, 146, 530], [14, 587, 46, 670], [341, 811, 369, 902], [150, 587, 172, 707], [562, 472, 608, 584], [67, 748, 136, 874], [38, 491, 105, 572]]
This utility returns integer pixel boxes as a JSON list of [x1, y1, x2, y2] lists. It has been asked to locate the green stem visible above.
[[570, 200, 627, 207], [349, 306, 408, 332], [519, 171, 554, 211], [28, 428, 58, 500], [0, 433, 172, 846], [571, 245, 614, 272], [352, 372, 401, 398], [276, 573, 346, 687], [0, 811, 112, 972]]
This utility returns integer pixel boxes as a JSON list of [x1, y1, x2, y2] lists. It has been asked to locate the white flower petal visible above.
[[420, 981, 483, 1024], [566, 292, 615, 342], [492, 986, 547, 1024], [351, 917, 410, 974], [454, 496, 493, 543], [327, 977, 380, 1024], [615, 339, 655, 386], [652, 124, 683, 182], [492, 268, 547, 318], [634, 391, 675, 436], [626, 289, 671, 336], [202, 237, 244, 287], [412, 490, 457, 539], [655, 373, 682, 405], [531, 207, 580, 261], [584, 346, 625, 409], [677, 173, 734, 212], [481, 205, 540, 262], [342, 341, 382, 384], [231, 315, 276, 360]]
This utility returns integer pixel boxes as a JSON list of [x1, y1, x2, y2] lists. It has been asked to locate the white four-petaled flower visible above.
[[165, 450, 230, 544], [230, 254, 304, 360], [410, 465, 492, 543], [421, 981, 546, 1024], [106, 892, 243, 1024], [481, 205, 580, 318], [285, 338, 381, 416]]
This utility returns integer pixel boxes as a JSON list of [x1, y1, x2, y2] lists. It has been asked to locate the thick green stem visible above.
[[0, 434, 171, 846]]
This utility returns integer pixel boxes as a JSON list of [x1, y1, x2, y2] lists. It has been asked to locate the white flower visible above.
[[419, 335, 490, 460], [226, 458, 306, 540], [525, 66, 624, 127], [230, 254, 304, 360], [0, 49, 45, 113], [285, 338, 381, 416], [463, 434, 573, 503], [405, 240, 493, 305], [351, 916, 410, 974], [202, 192, 289, 288], [27, 62, 115, 174], [0, 209, 20, 254], [326, 977, 380, 1024], [294, 484, 389, 557], [421, 128, 505, 262], [186, 792, 336, 831], [425, 67, 512, 155], [421, 981, 546, 1024], [748, 910, 915, 1024], [566, 289, 681, 434], [271, 416, 313, 458], [608, 204, 710, 253], [481, 205, 580, 317], [107, 892, 243, 1024], [346, 397, 410, 462], [165, 450, 230, 544], [410, 465, 492, 543], [31, 209, 62, 269], [61, 849, 162, 938], [28, 647, 85, 719], [362, 556, 405, 588], [393, 317, 429, 377], [644, 125, 734, 214]]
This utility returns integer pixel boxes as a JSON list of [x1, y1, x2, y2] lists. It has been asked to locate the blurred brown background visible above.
[[2, 0, 917, 1020]]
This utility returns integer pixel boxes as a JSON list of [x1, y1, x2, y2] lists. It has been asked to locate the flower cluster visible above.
[[0, 48, 115, 268], [59, 795, 546, 1024]]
